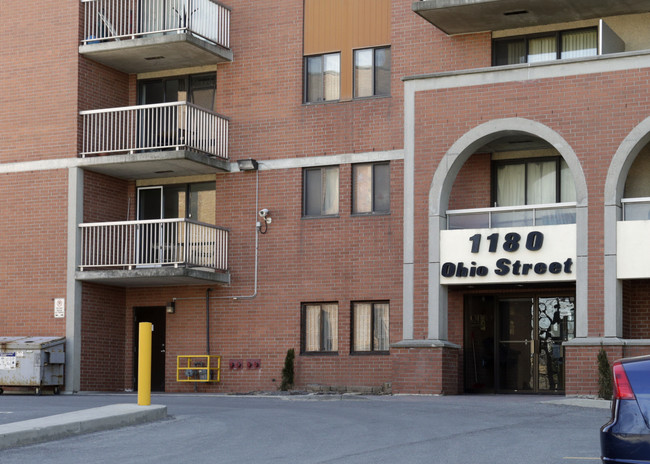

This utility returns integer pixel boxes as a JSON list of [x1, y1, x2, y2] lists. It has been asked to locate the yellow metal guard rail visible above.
[[177, 355, 221, 382]]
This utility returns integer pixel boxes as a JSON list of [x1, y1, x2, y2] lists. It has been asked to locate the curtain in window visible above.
[[496, 164, 525, 206], [561, 30, 597, 59], [507, 40, 526, 64], [560, 158, 576, 202], [323, 54, 340, 101], [528, 36, 556, 63], [322, 167, 339, 215], [374, 303, 389, 351], [354, 303, 372, 351], [527, 160, 556, 205], [305, 305, 320, 352], [306, 56, 323, 102], [322, 304, 338, 351], [354, 50, 373, 98], [353, 164, 372, 213]]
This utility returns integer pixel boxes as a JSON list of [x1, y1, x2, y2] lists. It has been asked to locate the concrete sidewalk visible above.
[[0, 403, 167, 451]]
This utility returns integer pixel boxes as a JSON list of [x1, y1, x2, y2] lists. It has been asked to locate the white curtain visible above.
[[305, 305, 320, 352], [561, 30, 597, 59], [527, 160, 556, 205], [323, 54, 340, 101], [322, 304, 338, 351], [322, 167, 339, 215], [497, 164, 525, 206], [508, 41, 526, 64], [560, 158, 576, 202], [353, 164, 372, 213], [354, 303, 372, 351], [374, 303, 389, 351], [528, 36, 556, 63]]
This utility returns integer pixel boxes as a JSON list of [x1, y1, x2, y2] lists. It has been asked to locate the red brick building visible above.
[[2, 0, 650, 396]]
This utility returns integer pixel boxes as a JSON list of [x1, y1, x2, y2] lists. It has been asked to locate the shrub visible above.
[[598, 344, 613, 400], [280, 348, 295, 391]]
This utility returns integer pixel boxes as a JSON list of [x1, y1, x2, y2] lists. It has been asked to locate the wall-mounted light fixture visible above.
[[166, 301, 176, 314], [237, 158, 258, 171]]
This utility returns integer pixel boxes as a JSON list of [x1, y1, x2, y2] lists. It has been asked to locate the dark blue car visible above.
[[601, 355, 650, 463]]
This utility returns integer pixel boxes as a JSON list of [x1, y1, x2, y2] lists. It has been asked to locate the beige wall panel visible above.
[[304, 0, 390, 100]]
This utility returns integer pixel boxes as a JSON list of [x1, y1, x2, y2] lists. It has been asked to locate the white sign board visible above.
[[0, 353, 16, 370], [54, 298, 65, 318], [440, 224, 576, 285]]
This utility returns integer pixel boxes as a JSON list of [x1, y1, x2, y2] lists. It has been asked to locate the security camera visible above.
[[259, 208, 269, 218]]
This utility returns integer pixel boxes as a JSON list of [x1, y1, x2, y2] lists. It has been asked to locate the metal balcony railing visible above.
[[80, 101, 229, 158], [447, 203, 577, 230], [79, 218, 228, 271], [81, 0, 230, 49]]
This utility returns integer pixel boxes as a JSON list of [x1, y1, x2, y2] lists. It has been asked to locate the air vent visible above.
[[145, 56, 165, 61], [503, 10, 528, 16]]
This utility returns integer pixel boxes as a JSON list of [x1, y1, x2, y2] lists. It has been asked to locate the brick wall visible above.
[[0, 171, 68, 336], [623, 280, 650, 339]]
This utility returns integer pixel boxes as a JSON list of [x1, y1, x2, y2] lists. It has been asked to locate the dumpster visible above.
[[0, 336, 65, 395]]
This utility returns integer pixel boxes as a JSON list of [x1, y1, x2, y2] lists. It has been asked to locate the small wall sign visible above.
[[54, 298, 65, 318]]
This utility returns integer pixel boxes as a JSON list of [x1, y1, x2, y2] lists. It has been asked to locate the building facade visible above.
[[2, 0, 650, 396]]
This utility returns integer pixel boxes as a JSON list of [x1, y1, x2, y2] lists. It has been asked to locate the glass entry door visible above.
[[465, 295, 575, 393]]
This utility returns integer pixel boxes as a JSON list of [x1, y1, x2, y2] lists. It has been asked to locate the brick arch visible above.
[[603, 116, 650, 337], [426, 118, 589, 341]]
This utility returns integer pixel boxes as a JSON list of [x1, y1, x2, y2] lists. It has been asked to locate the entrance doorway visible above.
[[464, 294, 575, 393], [134, 307, 167, 392]]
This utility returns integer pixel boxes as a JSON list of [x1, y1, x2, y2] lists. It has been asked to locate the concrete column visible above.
[[428, 214, 447, 340], [65, 167, 83, 393], [402, 81, 416, 341], [604, 203, 623, 337]]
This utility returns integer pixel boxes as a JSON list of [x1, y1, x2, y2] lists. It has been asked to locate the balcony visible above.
[[80, 0, 232, 73], [76, 218, 230, 287], [618, 197, 650, 279], [447, 203, 577, 230], [413, 0, 650, 35], [79, 101, 230, 179]]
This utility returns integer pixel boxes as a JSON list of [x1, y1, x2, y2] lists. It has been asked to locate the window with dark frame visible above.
[[492, 156, 575, 207], [493, 27, 597, 66], [303, 166, 339, 217], [352, 302, 389, 354], [138, 72, 216, 111], [354, 47, 391, 98], [305, 53, 341, 103], [352, 162, 390, 214], [302, 303, 338, 354]]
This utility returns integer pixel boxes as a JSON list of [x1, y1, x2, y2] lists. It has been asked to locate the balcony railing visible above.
[[79, 218, 228, 270], [622, 197, 650, 221], [80, 101, 229, 159], [81, 0, 230, 49], [447, 203, 577, 230]]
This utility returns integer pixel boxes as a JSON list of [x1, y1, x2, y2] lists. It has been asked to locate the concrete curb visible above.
[[0, 404, 167, 451], [542, 397, 612, 409]]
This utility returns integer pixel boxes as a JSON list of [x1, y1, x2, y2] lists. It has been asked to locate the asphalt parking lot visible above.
[[0, 392, 610, 464]]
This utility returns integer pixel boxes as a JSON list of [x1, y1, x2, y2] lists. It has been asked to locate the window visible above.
[[354, 47, 391, 98], [352, 302, 389, 353], [493, 157, 575, 207], [139, 73, 216, 110], [493, 28, 597, 66], [302, 303, 338, 353], [352, 162, 390, 214], [303, 166, 339, 217], [305, 53, 340, 102]]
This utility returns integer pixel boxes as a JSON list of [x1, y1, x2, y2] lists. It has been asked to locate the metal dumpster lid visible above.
[[0, 336, 65, 350]]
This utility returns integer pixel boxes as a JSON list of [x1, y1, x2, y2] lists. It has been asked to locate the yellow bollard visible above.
[[138, 322, 152, 406]]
